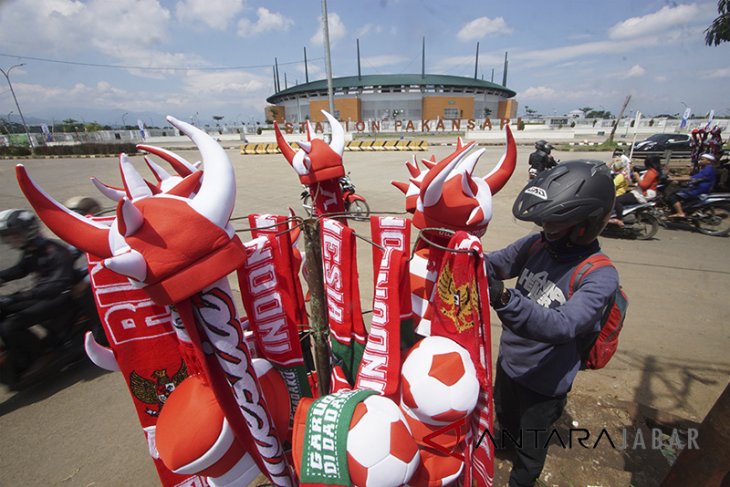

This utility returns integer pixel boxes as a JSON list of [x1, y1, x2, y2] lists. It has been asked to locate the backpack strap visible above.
[[568, 254, 614, 297]]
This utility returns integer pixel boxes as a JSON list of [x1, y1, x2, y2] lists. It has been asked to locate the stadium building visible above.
[[265, 45, 518, 125]]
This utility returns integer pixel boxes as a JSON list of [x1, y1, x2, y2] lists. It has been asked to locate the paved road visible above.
[[1, 144, 728, 486]]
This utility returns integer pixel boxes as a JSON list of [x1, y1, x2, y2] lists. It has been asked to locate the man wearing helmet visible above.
[[667, 153, 718, 219], [528, 139, 557, 179], [484, 161, 619, 487], [0, 209, 76, 388]]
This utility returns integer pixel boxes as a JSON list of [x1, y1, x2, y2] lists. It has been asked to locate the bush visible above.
[[31, 143, 139, 156], [0, 145, 32, 157], [517, 119, 526, 131]]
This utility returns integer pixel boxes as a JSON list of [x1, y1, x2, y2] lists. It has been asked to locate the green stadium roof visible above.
[[266, 74, 516, 103]]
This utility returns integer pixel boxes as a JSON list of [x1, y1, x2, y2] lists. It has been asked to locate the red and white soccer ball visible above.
[[347, 394, 421, 487], [400, 336, 479, 425]]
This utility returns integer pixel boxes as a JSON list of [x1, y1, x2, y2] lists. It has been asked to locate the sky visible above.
[[0, 0, 727, 127]]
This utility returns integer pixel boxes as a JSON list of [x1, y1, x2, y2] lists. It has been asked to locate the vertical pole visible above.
[[357, 38, 362, 81], [304, 47, 309, 84], [302, 219, 331, 396], [474, 42, 479, 80], [321, 0, 335, 117], [421, 37, 426, 79], [502, 52, 508, 87], [274, 57, 281, 93]]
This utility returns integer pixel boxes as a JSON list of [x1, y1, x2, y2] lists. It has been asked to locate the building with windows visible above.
[[265, 74, 517, 125]]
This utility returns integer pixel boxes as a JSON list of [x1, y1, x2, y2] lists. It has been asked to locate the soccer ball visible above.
[[400, 336, 479, 425], [408, 447, 464, 487], [347, 395, 421, 487]]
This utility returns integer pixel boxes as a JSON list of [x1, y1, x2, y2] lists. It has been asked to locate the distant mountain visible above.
[[17, 108, 169, 128]]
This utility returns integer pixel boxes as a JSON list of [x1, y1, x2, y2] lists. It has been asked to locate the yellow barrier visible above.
[[241, 140, 429, 155]]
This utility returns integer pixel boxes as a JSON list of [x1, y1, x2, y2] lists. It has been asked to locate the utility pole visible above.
[[321, 0, 335, 117], [0, 63, 34, 151], [608, 95, 631, 144]]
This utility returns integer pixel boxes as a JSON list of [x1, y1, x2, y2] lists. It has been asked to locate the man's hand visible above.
[[488, 279, 507, 308]]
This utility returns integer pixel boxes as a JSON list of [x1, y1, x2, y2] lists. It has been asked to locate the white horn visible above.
[[104, 249, 147, 282], [145, 156, 174, 182], [166, 115, 235, 229], [297, 140, 312, 153], [119, 198, 144, 237], [422, 148, 473, 207], [120, 154, 153, 200], [91, 177, 125, 202], [84, 332, 120, 372], [322, 110, 344, 156]]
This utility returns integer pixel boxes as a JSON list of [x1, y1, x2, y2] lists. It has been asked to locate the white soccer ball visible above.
[[347, 395, 421, 487], [400, 336, 479, 425]]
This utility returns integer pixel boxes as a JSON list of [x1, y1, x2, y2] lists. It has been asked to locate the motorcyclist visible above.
[[667, 153, 718, 219], [528, 140, 557, 179], [0, 209, 76, 388]]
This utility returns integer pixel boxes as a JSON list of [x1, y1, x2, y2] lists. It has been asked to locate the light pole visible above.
[[0, 63, 33, 150], [122, 112, 129, 129]]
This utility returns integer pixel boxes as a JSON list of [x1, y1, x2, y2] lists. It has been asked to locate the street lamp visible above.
[[122, 112, 129, 128], [0, 63, 33, 150]]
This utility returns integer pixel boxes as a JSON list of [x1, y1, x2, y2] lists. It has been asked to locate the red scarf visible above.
[[320, 218, 366, 386], [429, 232, 493, 487]]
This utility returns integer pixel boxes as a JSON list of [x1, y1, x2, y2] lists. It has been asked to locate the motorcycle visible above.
[[603, 202, 659, 240], [0, 249, 105, 390], [653, 180, 730, 237], [301, 173, 371, 220]]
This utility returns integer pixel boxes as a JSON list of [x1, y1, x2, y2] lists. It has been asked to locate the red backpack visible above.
[[526, 240, 628, 370], [569, 254, 628, 369]]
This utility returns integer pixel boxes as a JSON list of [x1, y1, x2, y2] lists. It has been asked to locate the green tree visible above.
[[706, 0, 730, 45]]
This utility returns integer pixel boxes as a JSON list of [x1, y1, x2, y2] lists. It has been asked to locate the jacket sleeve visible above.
[[485, 233, 541, 281], [638, 169, 658, 191], [495, 265, 619, 344], [0, 258, 31, 284], [13, 243, 75, 302]]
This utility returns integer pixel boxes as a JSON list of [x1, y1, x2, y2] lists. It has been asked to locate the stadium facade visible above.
[[265, 73, 518, 125]]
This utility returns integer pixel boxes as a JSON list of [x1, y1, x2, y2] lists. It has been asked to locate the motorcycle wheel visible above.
[[633, 211, 659, 240], [301, 194, 314, 217], [693, 203, 730, 237], [347, 199, 370, 220]]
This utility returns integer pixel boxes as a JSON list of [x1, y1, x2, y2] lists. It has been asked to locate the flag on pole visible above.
[[137, 119, 147, 140], [679, 108, 691, 129], [705, 109, 715, 130]]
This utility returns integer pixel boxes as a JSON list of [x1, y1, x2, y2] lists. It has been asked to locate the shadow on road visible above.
[[0, 358, 110, 417]]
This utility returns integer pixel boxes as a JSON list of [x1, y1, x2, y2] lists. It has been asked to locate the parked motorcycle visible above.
[[301, 173, 370, 220], [0, 249, 105, 390], [603, 202, 659, 240], [653, 181, 730, 237]]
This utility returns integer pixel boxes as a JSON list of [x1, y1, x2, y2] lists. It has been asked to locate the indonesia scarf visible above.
[[238, 234, 313, 419], [86, 245, 207, 487], [296, 389, 377, 487], [410, 230, 452, 337], [320, 218, 366, 386], [429, 231, 493, 487], [370, 216, 415, 349], [355, 247, 403, 395]]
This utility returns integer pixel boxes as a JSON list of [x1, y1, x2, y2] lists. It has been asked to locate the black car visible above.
[[632, 133, 691, 157]]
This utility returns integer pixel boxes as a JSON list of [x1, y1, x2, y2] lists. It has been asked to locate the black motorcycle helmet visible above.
[[644, 156, 662, 173], [512, 160, 615, 245], [534, 139, 550, 152], [0, 209, 40, 244]]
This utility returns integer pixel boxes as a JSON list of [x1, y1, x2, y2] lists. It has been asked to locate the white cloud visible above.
[[310, 12, 346, 47], [457, 17, 512, 41], [654, 75, 668, 82], [520, 86, 560, 100], [355, 23, 384, 38], [608, 4, 706, 40], [701, 67, 730, 79], [237, 7, 294, 37], [176, 0, 244, 30], [625, 64, 646, 78]]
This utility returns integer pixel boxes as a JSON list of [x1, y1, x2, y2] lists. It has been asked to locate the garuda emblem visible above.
[[437, 264, 477, 333], [130, 361, 188, 417]]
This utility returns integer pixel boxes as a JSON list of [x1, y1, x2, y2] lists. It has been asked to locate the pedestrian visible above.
[[485, 160, 620, 487]]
